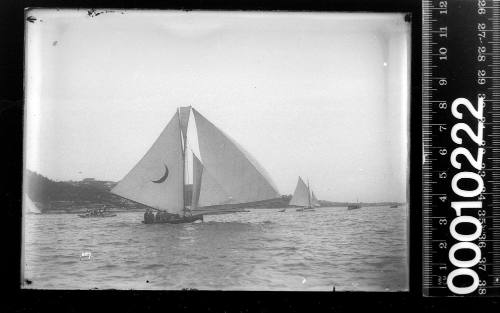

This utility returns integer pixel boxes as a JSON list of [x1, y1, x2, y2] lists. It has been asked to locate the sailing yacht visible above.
[[111, 106, 280, 224], [347, 198, 362, 210], [311, 191, 321, 208], [24, 193, 41, 214], [289, 177, 317, 212]]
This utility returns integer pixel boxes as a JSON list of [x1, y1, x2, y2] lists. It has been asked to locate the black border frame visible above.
[[2, 0, 497, 312]]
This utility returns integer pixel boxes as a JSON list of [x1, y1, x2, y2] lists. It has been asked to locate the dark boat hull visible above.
[[347, 206, 361, 210], [78, 214, 117, 218], [296, 207, 315, 212], [143, 214, 204, 224]]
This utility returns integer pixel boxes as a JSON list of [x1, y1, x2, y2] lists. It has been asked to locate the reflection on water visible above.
[[23, 206, 408, 290]]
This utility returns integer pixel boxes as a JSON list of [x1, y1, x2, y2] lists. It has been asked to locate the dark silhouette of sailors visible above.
[[161, 211, 171, 222], [142, 209, 184, 223], [154, 210, 163, 223], [144, 209, 155, 224]]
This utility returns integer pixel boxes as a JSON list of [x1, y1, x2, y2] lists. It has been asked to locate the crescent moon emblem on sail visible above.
[[152, 164, 169, 183]]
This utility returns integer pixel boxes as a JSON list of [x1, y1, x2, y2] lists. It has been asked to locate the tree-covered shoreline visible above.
[[24, 170, 403, 213]]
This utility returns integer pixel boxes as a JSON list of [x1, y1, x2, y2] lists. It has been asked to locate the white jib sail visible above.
[[193, 109, 280, 205], [111, 111, 185, 214], [192, 153, 232, 209], [289, 177, 311, 207], [197, 166, 232, 207]]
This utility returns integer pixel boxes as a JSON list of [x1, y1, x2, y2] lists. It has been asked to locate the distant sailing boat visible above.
[[111, 107, 279, 224], [24, 194, 41, 214], [311, 191, 321, 208], [347, 198, 362, 210], [289, 177, 316, 212]]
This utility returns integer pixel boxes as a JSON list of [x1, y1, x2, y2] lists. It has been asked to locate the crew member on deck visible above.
[[147, 209, 155, 223]]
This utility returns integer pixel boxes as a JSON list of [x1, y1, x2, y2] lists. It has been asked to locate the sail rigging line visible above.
[[108, 192, 165, 213]]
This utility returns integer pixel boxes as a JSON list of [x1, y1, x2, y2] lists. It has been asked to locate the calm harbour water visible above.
[[23, 206, 408, 291]]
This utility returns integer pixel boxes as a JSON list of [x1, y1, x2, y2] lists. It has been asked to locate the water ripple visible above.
[[23, 206, 408, 291]]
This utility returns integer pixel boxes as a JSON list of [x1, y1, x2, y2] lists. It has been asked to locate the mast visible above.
[[307, 179, 311, 209], [178, 106, 191, 216], [179, 107, 186, 216], [179, 108, 186, 215]]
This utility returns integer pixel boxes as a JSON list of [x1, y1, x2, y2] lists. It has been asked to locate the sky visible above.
[[25, 10, 410, 202]]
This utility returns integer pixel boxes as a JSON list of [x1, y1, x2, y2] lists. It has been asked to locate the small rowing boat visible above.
[[78, 213, 117, 218], [347, 198, 362, 210]]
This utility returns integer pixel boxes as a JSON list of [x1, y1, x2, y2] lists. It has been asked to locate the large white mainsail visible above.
[[289, 177, 311, 207], [192, 109, 280, 206], [111, 111, 185, 215]]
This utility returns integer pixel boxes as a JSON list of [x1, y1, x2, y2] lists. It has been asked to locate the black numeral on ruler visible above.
[[422, 0, 500, 296]]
